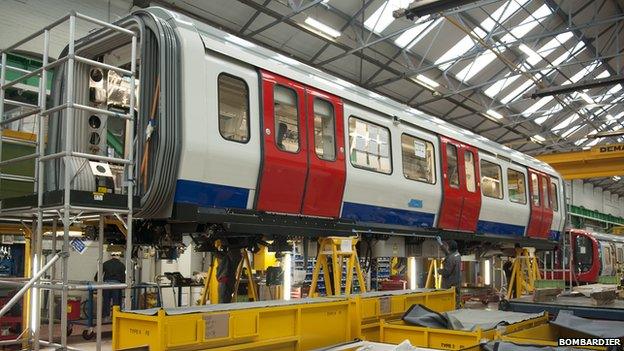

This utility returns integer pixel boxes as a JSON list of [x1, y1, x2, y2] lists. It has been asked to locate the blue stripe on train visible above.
[[341, 202, 435, 227], [477, 220, 525, 237], [174, 179, 249, 209]]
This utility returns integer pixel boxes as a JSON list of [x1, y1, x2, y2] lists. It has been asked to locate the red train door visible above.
[[438, 137, 481, 232], [255, 71, 308, 214], [459, 144, 481, 231], [527, 169, 546, 238], [256, 70, 346, 217], [301, 88, 346, 217], [539, 175, 554, 236]]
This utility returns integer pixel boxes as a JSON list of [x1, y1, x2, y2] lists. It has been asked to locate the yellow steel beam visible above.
[[536, 143, 624, 179]]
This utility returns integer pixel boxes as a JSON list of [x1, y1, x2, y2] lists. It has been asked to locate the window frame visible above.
[[273, 84, 301, 154], [347, 115, 393, 175], [464, 150, 477, 193], [400, 133, 436, 185], [551, 180, 559, 212], [446, 143, 460, 189], [531, 173, 540, 206], [217, 73, 251, 144], [480, 159, 504, 199], [507, 168, 527, 205], [312, 97, 337, 162]]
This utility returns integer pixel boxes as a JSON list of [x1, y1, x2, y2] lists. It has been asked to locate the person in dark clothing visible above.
[[95, 252, 126, 318], [214, 249, 242, 303], [437, 237, 461, 308]]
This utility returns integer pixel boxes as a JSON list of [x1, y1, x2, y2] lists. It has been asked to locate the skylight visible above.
[[394, 16, 441, 49], [553, 113, 579, 131], [532, 134, 546, 141], [519, 44, 542, 65], [523, 96, 554, 116], [564, 61, 600, 84], [435, 0, 527, 70], [484, 74, 521, 98], [364, 0, 413, 34], [500, 4, 553, 44], [561, 124, 582, 138], [455, 4, 553, 81], [585, 138, 603, 147], [537, 31, 574, 56], [500, 79, 534, 104]]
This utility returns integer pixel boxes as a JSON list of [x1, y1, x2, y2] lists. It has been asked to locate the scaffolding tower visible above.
[[0, 12, 137, 350]]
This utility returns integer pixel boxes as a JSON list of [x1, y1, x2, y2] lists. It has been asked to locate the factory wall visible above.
[[567, 179, 624, 217]]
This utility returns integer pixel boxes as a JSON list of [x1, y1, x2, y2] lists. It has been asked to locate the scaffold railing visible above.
[[0, 11, 137, 351]]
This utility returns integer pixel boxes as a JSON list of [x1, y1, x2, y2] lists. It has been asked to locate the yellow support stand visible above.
[[507, 247, 541, 299], [425, 258, 442, 289], [198, 249, 258, 305], [198, 256, 218, 305], [232, 250, 258, 302], [309, 237, 366, 296]]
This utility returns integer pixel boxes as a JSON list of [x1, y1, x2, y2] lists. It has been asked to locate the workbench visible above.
[[504, 294, 624, 321]]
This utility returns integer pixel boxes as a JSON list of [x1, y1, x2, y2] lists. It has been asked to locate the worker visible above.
[[214, 249, 242, 303], [95, 252, 126, 318], [436, 237, 461, 308]]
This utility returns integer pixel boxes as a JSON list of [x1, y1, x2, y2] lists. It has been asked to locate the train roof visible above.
[[145, 7, 559, 177], [592, 231, 624, 243]]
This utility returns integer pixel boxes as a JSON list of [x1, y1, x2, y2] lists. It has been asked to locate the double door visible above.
[[438, 137, 481, 232], [526, 169, 553, 238], [255, 70, 346, 218]]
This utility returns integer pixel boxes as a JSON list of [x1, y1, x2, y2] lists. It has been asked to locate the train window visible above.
[[348, 116, 392, 174], [575, 235, 593, 272], [274, 85, 300, 153], [481, 160, 503, 199], [551, 181, 559, 211], [542, 176, 550, 209], [446, 144, 459, 188], [617, 247, 623, 263], [313, 98, 336, 161], [465, 151, 476, 192], [401, 134, 435, 184], [507, 169, 527, 204], [531, 173, 540, 206], [218, 74, 249, 143]]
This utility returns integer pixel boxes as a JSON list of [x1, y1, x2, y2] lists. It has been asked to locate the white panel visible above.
[[593, 187, 603, 212], [477, 154, 530, 235], [550, 178, 564, 236], [571, 179, 583, 206], [175, 29, 261, 210], [341, 103, 441, 226], [583, 183, 594, 209]]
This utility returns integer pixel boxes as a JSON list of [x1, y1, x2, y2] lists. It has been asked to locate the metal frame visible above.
[[0, 11, 137, 350]]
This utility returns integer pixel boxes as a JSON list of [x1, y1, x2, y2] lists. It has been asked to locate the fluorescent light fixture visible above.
[[414, 74, 439, 88], [409, 257, 417, 289], [533, 134, 546, 141], [486, 109, 504, 119], [484, 259, 491, 285], [282, 252, 291, 300], [613, 176, 621, 181], [305, 17, 341, 38]]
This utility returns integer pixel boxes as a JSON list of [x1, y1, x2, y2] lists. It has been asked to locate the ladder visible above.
[[0, 12, 137, 351]]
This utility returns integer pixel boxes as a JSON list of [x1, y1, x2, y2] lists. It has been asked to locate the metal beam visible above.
[[532, 74, 624, 98], [536, 143, 624, 179]]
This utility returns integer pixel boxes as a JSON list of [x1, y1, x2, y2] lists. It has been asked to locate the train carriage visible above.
[[38, 7, 566, 249]]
